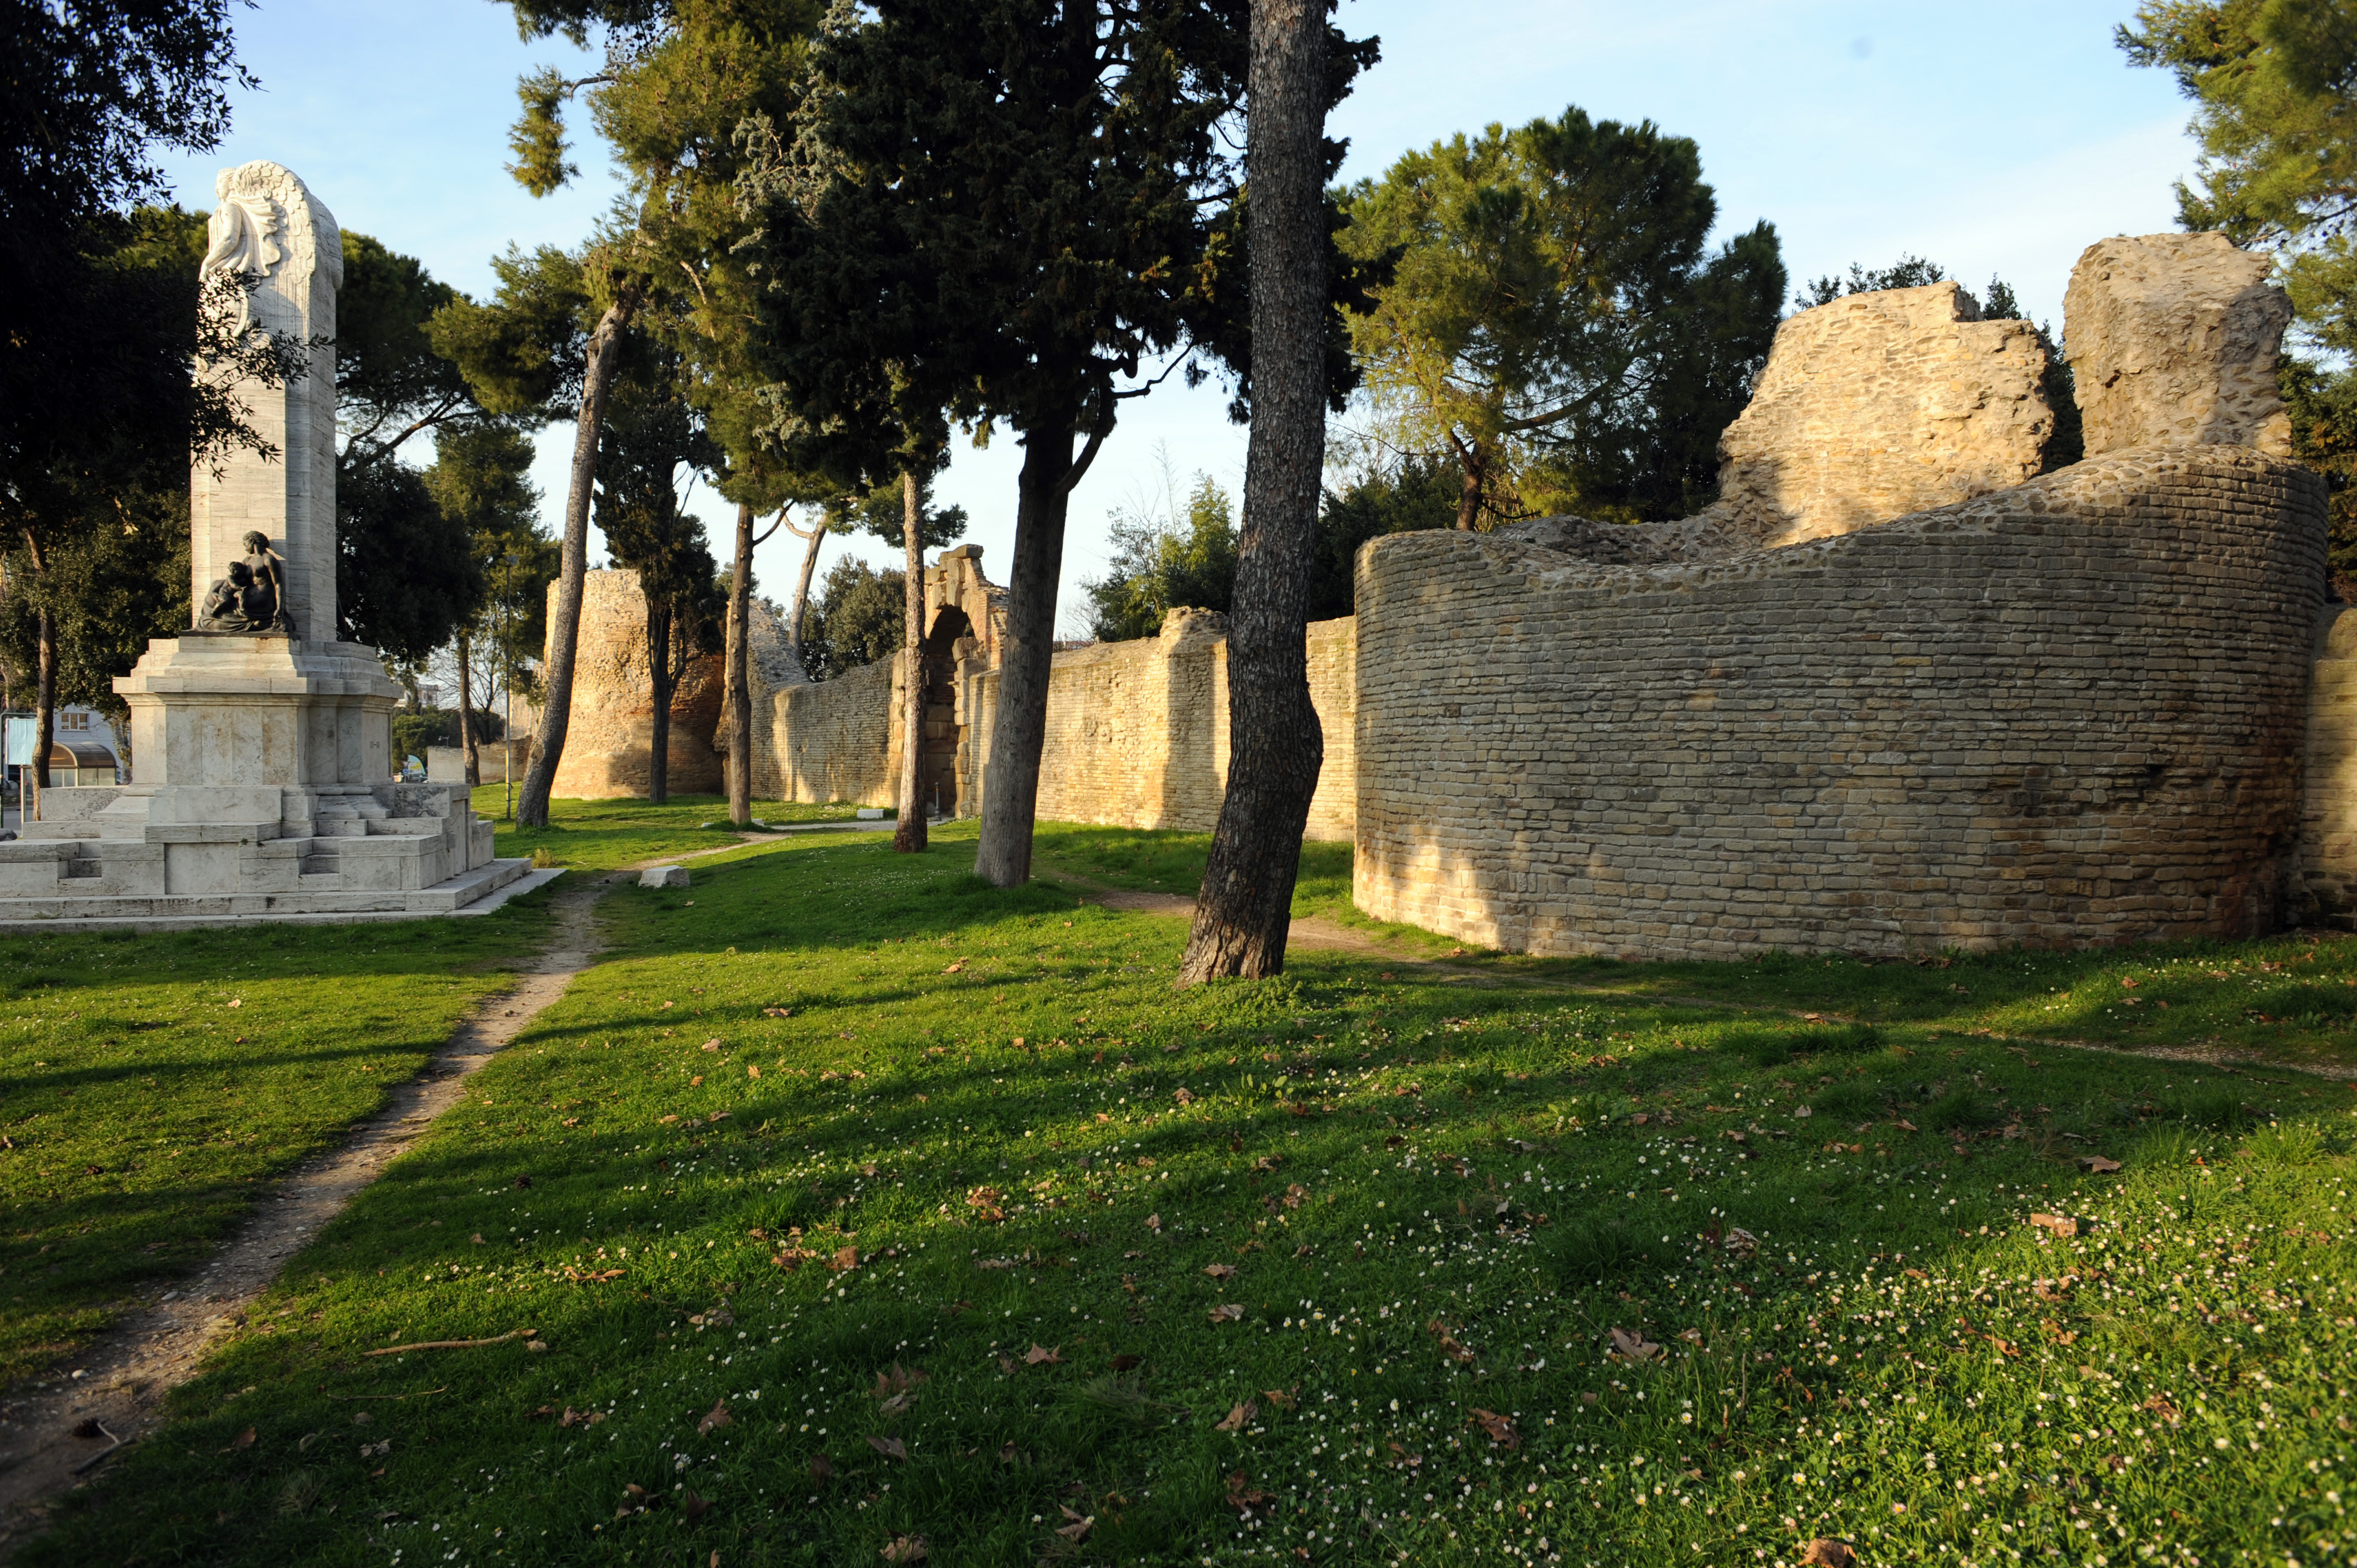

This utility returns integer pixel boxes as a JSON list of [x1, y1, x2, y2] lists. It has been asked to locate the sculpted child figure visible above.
[[197, 530, 296, 635]]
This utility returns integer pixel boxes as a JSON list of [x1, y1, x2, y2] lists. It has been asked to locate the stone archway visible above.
[[918, 605, 973, 818]]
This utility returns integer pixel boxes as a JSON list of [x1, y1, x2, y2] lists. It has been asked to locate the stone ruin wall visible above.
[[747, 595, 1356, 840], [568, 229, 2357, 967], [1354, 231, 2335, 957], [1353, 449, 2325, 957], [542, 568, 724, 800]]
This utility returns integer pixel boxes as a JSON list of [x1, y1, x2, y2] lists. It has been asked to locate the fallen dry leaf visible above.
[[2029, 1213, 2082, 1238], [1207, 1304, 1246, 1324], [1145, 1213, 1162, 1232], [681, 1488, 713, 1525], [809, 1452, 836, 1483], [1205, 1263, 1238, 1281], [763, 1006, 792, 1018], [1223, 1472, 1272, 1512], [2080, 1154, 2123, 1174], [698, 1399, 732, 1435], [867, 1435, 907, 1460], [1722, 1227, 1759, 1258], [1469, 1409, 1519, 1449], [1428, 1320, 1476, 1364], [1800, 1540, 1855, 1568], [1173, 1088, 1194, 1105], [1215, 1400, 1257, 1432], [873, 1363, 927, 1399], [831, 1244, 861, 1272], [225, 1426, 256, 1452], [1054, 1504, 1094, 1543], [1024, 1344, 1063, 1366], [943, 960, 966, 973], [879, 1533, 928, 1563], [1608, 1326, 1664, 1364], [1262, 1387, 1297, 1411], [701, 1039, 721, 1053]]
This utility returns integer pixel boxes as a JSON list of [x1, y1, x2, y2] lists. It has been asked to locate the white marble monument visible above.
[[0, 162, 530, 926]]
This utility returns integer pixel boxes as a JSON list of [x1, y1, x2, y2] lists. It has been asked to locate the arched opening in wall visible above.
[[920, 605, 972, 818]]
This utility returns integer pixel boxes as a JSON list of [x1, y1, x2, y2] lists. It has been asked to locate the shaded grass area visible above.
[[0, 900, 553, 1390], [34, 829, 2357, 1567], [1027, 822, 2357, 1073], [477, 791, 883, 874]]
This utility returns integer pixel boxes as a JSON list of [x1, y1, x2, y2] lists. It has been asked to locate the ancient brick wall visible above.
[[759, 604, 1357, 840], [756, 653, 901, 808], [1352, 448, 2327, 959], [544, 569, 724, 799], [1030, 609, 1231, 831], [2296, 605, 2357, 927], [1305, 617, 1357, 842]]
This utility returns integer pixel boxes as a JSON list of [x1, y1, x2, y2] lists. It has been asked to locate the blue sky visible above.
[[151, 0, 2201, 635]]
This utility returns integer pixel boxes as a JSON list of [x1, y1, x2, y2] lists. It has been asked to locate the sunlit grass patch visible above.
[[22, 828, 2357, 1567]]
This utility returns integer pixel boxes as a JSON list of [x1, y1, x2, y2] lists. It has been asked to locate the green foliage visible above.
[[1082, 472, 1239, 641], [1792, 252, 1951, 309], [391, 707, 505, 762], [2283, 354, 2357, 589], [803, 557, 906, 680], [336, 456, 482, 662], [338, 234, 472, 463], [1305, 451, 1463, 619], [848, 474, 968, 552], [0, 475, 189, 721], [742, 1, 1366, 482], [1340, 106, 1785, 528], [426, 245, 595, 419], [1, 0, 249, 496]]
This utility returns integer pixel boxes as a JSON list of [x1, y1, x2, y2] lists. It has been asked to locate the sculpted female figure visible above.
[[197, 532, 296, 635]]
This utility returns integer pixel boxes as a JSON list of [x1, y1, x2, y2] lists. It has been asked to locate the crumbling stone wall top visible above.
[[2065, 231, 2293, 458]]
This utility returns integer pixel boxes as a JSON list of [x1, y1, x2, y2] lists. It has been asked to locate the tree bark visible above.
[[1451, 431, 1484, 531], [726, 501, 754, 827], [646, 594, 674, 806], [893, 470, 929, 854], [29, 607, 55, 825], [974, 421, 1078, 886], [457, 631, 480, 787], [1177, 0, 1329, 984], [515, 287, 639, 829], [786, 508, 828, 672]]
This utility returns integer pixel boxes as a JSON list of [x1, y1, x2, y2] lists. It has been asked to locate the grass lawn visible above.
[[28, 819, 2357, 1567], [476, 791, 884, 874], [0, 901, 555, 1392]]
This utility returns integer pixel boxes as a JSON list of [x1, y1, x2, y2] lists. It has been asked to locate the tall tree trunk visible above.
[[786, 509, 828, 672], [1177, 0, 1329, 984], [974, 421, 1079, 886], [515, 287, 639, 829], [894, 470, 929, 854], [29, 607, 55, 825], [457, 631, 480, 787], [1451, 431, 1483, 531], [726, 501, 754, 827], [647, 594, 674, 806]]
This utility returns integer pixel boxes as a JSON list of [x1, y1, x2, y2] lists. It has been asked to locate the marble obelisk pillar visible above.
[[188, 162, 343, 638]]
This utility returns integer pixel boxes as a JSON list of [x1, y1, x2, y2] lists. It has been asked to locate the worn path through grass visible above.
[[25, 821, 2357, 1568]]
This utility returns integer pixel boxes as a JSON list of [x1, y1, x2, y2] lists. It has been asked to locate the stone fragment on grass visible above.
[[640, 865, 689, 889]]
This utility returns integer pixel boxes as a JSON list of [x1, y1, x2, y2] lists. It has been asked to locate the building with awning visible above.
[[44, 739, 120, 788]]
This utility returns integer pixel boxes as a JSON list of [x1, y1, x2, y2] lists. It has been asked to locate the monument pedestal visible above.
[[0, 635, 528, 926]]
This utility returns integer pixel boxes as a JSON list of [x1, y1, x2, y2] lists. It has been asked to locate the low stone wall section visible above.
[[756, 653, 900, 808], [761, 609, 1356, 840], [1352, 447, 2327, 960]]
